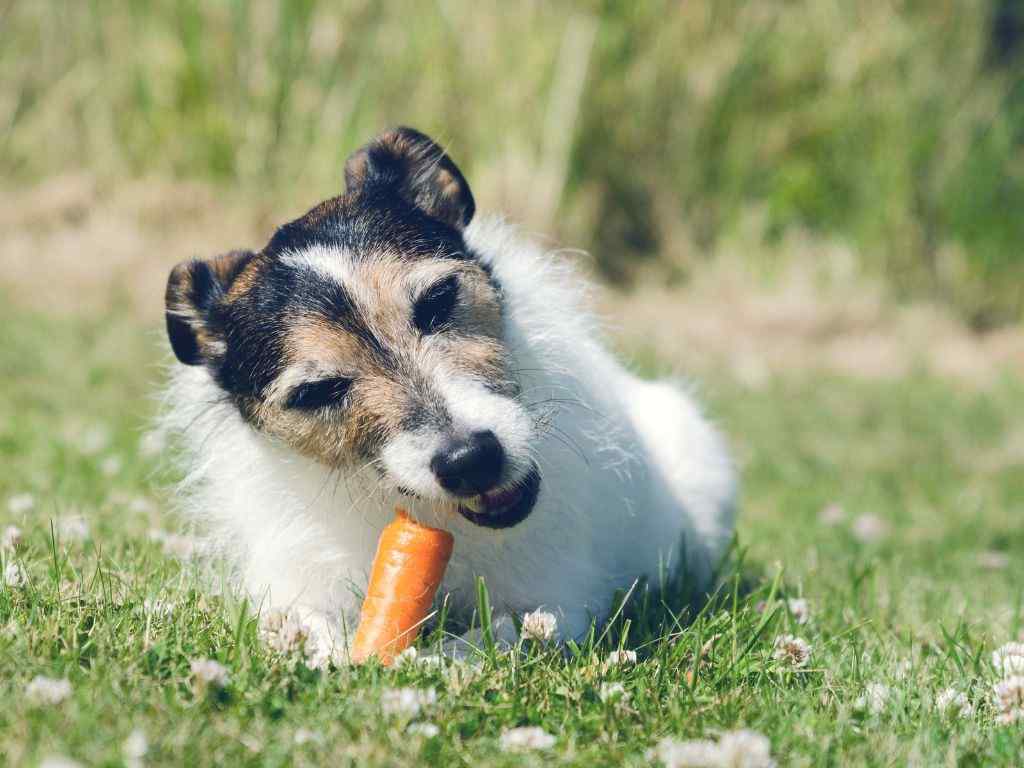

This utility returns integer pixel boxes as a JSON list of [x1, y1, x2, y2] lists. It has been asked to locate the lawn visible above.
[[2, 303, 1024, 766]]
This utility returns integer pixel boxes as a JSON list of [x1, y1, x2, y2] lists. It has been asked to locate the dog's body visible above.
[[161, 128, 736, 654]]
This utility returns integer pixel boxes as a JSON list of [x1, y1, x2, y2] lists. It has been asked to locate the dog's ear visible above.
[[344, 127, 475, 230], [165, 250, 253, 366]]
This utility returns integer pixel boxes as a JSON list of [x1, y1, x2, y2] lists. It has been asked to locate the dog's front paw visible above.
[[259, 607, 352, 669]]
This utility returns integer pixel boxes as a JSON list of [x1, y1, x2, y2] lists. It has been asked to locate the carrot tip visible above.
[[351, 506, 454, 665]]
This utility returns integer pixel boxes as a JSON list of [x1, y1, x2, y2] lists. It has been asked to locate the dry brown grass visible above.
[[0, 174, 272, 319], [2, 175, 1021, 385], [605, 255, 1024, 386]]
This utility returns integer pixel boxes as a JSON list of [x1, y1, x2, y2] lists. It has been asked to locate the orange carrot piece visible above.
[[351, 508, 454, 665]]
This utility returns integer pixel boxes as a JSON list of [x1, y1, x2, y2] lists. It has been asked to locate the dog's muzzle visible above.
[[454, 464, 541, 529]]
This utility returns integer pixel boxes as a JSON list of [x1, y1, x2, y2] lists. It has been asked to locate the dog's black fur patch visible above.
[[166, 127, 486, 402]]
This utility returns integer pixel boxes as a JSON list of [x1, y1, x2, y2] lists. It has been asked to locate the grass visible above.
[[3, 303, 1024, 766], [4, 4, 1023, 762]]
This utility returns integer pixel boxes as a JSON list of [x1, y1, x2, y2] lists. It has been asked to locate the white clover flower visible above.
[[935, 687, 974, 719], [978, 551, 1010, 570], [39, 756, 82, 768], [444, 657, 482, 692], [407, 722, 440, 738], [293, 728, 324, 745], [381, 687, 437, 718], [392, 646, 444, 670], [259, 609, 312, 655], [598, 682, 629, 703], [851, 514, 889, 542], [994, 676, 1024, 724], [772, 634, 811, 668], [123, 728, 148, 766], [393, 647, 420, 667], [787, 598, 810, 625], [164, 533, 198, 559], [648, 730, 775, 768], [893, 659, 913, 681], [127, 497, 157, 515], [937, 688, 958, 712], [189, 659, 229, 692], [58, 516, 90, 542], [7, 493, 35, 515], [25, 676, 73, 706], [143, 598, 175, 617], [648, 737, 721, 768], [4, 562, 27, 588], [499, 726, 556, 752], [992, 642, 1024, 677], [286, 619, 347, 671], [149, 529, 199, 559], [1, 525, 23, 551], [607, 649, 638, 666], [818, 503, 845, 526], [100, 455, 123, 478], [302, 646, 331, 671], [716, 729, 776, 768], [139, 429, 167, 458], [520, 610, 558, 642], [854, 682, 890, 714], [78, 424, 111, 455]]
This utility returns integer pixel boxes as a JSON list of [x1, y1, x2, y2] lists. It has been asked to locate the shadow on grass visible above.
[[419, 536, 796, 670]]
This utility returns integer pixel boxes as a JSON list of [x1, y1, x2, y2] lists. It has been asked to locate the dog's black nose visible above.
[[431, 430, 505, 496]]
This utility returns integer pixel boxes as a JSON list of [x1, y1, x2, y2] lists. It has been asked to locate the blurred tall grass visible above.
[[2, 0, 1023, 324]]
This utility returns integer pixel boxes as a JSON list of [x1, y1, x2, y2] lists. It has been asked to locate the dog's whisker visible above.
[[522, 396, 606, 421], [343, 458, 380, 507], [539, 426, 590, 467], [514, 382, 585, 399]]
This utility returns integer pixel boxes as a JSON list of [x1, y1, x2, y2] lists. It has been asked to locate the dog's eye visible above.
[[284, 377, 352, 411], [413, 275, 459, 334]]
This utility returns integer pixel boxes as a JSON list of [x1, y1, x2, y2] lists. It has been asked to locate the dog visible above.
[[161, 127, 736, 659]]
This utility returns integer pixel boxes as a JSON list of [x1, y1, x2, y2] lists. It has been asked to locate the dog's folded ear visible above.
[[344, 127, 475, 230], [165, 250, 253, 366]]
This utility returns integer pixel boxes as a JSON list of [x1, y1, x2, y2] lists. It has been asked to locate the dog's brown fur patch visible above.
[[248, 253, 509, 467]]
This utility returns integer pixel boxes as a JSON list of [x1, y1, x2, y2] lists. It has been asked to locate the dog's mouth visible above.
[[455, 465, 541, 529]]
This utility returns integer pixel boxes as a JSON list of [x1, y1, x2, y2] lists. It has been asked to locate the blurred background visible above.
[[2, 0, 1023, 382], [4, 7, 1024, 763]]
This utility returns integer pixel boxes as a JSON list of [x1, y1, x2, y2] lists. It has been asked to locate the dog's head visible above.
[[165, 128, 539, 528]]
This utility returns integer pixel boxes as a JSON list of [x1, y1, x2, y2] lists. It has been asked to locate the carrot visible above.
[[351, 508, 454, 665]]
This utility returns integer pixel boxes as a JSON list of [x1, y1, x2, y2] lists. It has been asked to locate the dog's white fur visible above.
[[161, 216, 736, 654]]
